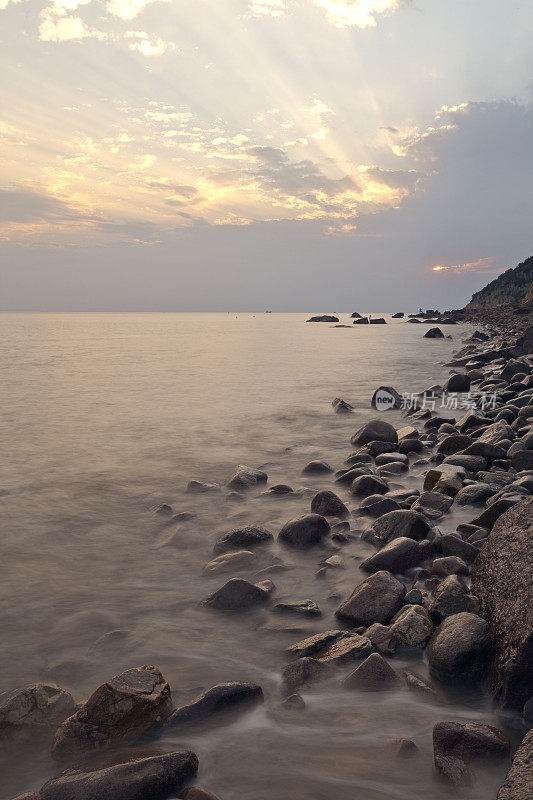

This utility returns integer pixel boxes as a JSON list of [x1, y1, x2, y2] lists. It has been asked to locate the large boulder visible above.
[[470, 497, 533, 709], [52, 666, 171, 760], [166, 683, 263, 727], [350, 420, 398, 447], [278, 514, 330, 548], [350, 474, 389, 498], [335, 571, 406, 626], [307, 315, 339, 322], [40, 751, 198, 800], [497, 728, 533, 800], [213, 526, 273, 555], [0, 684, 75, 747], [426, 613, 491, 682], [424, 327, 444, 338], [429, 575, 480, 623], [203, 578, 272, 610], [361, 537, 434, 574], [362, 510, 431, 546], [433, 721, 509, 788]]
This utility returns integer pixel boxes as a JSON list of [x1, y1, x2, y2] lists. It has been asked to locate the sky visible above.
[[0, 0, 532, 310]]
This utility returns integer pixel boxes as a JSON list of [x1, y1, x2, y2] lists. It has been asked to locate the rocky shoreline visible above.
[[2, 314, 532, 800]]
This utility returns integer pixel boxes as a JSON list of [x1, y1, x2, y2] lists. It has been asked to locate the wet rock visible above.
[[364, 623, 396, 655], [350, 474, 389, 498], [282, 693, 305, 711], [424, 464, 468, 492], [302, 460, 333, 475], [213, 526, 273, 555], [335, 571, 406, 626], [389, 738, 419, 758], [403, 671, 444, 702], [429, 575, 480, 623], [362, 510, 431, 546], [433, 720, 509, 788], [457, 408, 491, 433], [455, 482, 497, 505], [469, 496, 522, 531], [444, 454, 487, 473], [0, 684, 75, 747], [424, 327, 444, 338], [40, 751, 199, 800], [187, 481, 220, 494], [261, 484, 294, 497], [154, 503, 173, 516], [307, 315, 339, 322], [311, 490, 348, 517], [497, 728, 533, 800], [512, 449, 533, 470], [332, 397, 354, 414], [202, 551, 257, 575], [167, 683, 263, 727], [440, 533, 479, 562], [470, 497, 533, 709], [203, 578, 272, 610], [462, 441, 507, 464], [350, 420, 398, 447], [324, 554, 345, 569], [226, 465, 267, 491], [51, 666, 171, 760], [274, 599, 321, 617], [444, 373, 471, 392], [359, 495, 401, 517], [341, 653, 401, 691], [313, 634, 373, 664], [287, 630, 347, 658], [430, 556, 469, 576], [278, 514, 330, 548], [437, 434, 472, 456], [390, 605, 433, 647], [361, 537, 434, 574], [281, 658, 328, 694], [412, 492, 453, 520], [403, 588, 422, 604], [427, 613, 491, 682]]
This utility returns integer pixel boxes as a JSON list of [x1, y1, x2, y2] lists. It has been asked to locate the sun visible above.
[[432, 265, 444, 271]]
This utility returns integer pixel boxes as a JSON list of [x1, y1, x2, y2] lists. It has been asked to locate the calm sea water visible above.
[[0, 313, 511, 799]]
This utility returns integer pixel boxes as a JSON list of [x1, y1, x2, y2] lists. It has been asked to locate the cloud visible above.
[[107, 0, 169, 21], [125, 30, 175, 56], [0, 0, 22, 9], [246, 0, 287, 17], [39, 1, 107, 42], [432, 257, 496, 274], [313, 0, 400, 29]]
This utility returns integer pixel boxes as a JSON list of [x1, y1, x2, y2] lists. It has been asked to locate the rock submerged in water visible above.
[[371, 386, 402, 410], [332, 397, 354, 414], [362, 509, 431, 546], [351, 419, 398, 447], [213, 526, 273, 555], [341, 653, 401, 691], [203, 578, 273, 610], [202, 550, 257, 575], [433, 720, 509, 788], [51, 666, 171, 760], [226, 465, 267, 491], [0, 684, 75, 748], [424, 327, 445, 339], [311, 490, 348, 517], [302, 459, 333, 475], [307, 315, 339, 322], [166, 682, 263, 727], [361, 537, 433, 574], [39, 750, 199, 800], [278, 514, 330, 548], [470, 497, 533, 710]]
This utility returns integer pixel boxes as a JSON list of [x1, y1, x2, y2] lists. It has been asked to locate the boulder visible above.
[[203, 578, 272, 610], [166, 683, 263, 726], [301, 460, 332, 475], [310, 490, 348, 517], [182, 789, 221, 800], [307, 315, 339, 322], [444, 454, 487, 472], [274, 599, 321, 616], [361, 537, 433, 574], [0, 684, 75, 747], [226, 465, 267, 491], [430, 556, 469, 576], [51, 666, 171, 760], [433, 721, 509, 788], [455, 483, 497, 506], [350, 420, 398, 447], [440, 533, 479, 562], [427, 613, 491, 682], [364, 623, 396, 655], [359, 495, 401, 517], [187, 481, 220, 494], [469, 496, 523, 531], [371, 386, 402, 411], [444, 373, 471, 392], [39, 751, 198, 800], [497, 728, 533, 800], [281, 658, 328, 694], [335, 571, 406, 626], [362, 510, 431, 546], [313, 634, 373, 664], [424, 327, 444, 339], [470, 497, 533, 709], [332, 397, 354, 414], [353, 316, 369, 324], [429, 575, 480, 623], [202, 550, 257, 575], [278, 514, 330, 548], [350, 474, 389, 498], [412, 491, 453, 520], [437, 434, 472, 456], [369, 317, 386, 324], [390, 605, 433, 647], [341, 653, 401, 691], [212, 526, 273, 555], [424, 464, 467, 493]]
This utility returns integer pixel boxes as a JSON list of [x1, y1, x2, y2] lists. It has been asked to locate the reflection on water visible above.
[[0, 313, 511, 798]]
